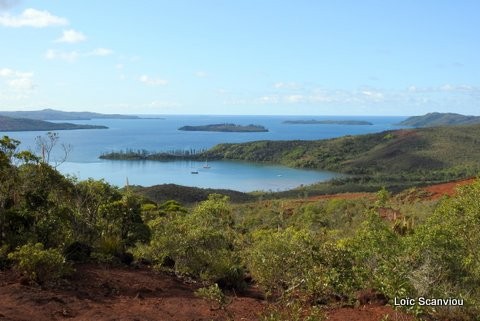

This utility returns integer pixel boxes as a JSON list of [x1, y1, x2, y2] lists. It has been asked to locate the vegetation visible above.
[[8, 243, 72, 285], [130, 183, 255, 204], [102, 123, 480, 194], [2, 133, 480, 320], [178, 123, 268, 132], [283, 119, 372, 125], [0, 108, 139, 120], [398, 112, 480, 127], [0, 115, 108, 131], [100, 148, 207, 161]]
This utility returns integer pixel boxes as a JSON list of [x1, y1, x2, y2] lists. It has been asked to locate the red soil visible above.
[[421, 177, 476, 200], [0, 264, 413, 321]]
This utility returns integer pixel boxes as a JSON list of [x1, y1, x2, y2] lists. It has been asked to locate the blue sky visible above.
[[0, 0, 479, 115]]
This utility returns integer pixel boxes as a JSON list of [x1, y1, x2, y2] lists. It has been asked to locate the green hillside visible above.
[[398, 112, 480, 127], [0, 116, 108, 131], [201, 125, 480, 176], [131, 184, 255, 204]]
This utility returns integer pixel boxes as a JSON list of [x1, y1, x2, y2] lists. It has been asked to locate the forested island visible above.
[[283, 119, 373, 125], [398, 112, 480, 127], [178, 123, 268, 132], [0, 116, 108, 131]]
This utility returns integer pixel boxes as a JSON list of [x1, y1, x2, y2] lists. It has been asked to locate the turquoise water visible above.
[[2, 115, 407, 191]]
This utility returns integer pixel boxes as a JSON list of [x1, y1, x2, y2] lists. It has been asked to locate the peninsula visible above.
[[283, 120, 373, 125], [398, 112, 480, 127], [0, 108, 140, 121], [178, 123, 268, 132], [0, 116, 108, 131]]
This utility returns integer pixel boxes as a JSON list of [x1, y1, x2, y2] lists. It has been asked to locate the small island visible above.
[[178, 123, 268, 132], [0, 116, 108, 132], [283, 120, 373, 125]]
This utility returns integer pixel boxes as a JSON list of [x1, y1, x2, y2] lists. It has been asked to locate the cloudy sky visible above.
[[0, 0, 479, 115]]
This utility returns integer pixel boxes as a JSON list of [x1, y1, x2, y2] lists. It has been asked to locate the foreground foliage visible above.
[[2, 134, 480, 320]]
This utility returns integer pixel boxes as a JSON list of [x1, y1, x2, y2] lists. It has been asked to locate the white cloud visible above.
[[0, 8, 68, 28], [87, 48, 113, 57], [7, 77, 35, 90], [45, 48, 113, 62], [0, 67, 36, 99], [45, 49, 79, 62], [55, 29, 86, 43], [139, 75, 168, 86], [0, 68, 13, 77]]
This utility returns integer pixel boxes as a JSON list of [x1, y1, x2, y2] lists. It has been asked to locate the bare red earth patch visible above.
[[421, 177, 476, 200]]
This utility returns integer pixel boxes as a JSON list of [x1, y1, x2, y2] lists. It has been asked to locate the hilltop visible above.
[[398, 112, 480, 127], [0, 116, 108, 131], [0, 108, 139, 120]]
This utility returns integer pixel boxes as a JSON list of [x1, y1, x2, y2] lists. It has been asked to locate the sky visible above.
[[0, 0, 479, 115]]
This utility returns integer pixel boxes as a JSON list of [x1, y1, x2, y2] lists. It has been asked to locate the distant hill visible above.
[[0, 108, 140, 120], [283, 120, 373, 125], [398, 112, 480, 127], [0, 116, 108, 131], [178, 123, 268, 132], [131, 184, 255, 204]]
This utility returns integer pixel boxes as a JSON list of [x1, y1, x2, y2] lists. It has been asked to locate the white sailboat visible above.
[[203, 159, 211, 169]]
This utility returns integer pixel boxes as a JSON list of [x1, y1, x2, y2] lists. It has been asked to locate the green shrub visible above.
[[244, 227, 319, 297], [261, 300, 325, 321], [142, 195, 245, 288], [8, 243, 72, 285], [195, 283, 230, 310]]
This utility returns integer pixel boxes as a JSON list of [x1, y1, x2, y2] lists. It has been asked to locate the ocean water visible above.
[[2, 115, 407, 192]]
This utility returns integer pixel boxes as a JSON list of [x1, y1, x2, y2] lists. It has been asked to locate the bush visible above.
[[8, 243, 72, 285], [244, 227, 319, 297], [195, 283, 230, 310], [142, 195, 245, 288]]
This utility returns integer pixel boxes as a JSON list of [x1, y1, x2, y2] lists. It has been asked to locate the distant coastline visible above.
[[0, 116, 108, 132], [178, 123, 268, 132], [0, 108, 140, 121], [283, 120, 373, 125]]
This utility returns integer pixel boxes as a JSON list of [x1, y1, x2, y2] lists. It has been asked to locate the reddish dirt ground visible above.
[[0, 264, 265, 321], [421, 177, 476, 200], [0, 264, 413, 321]]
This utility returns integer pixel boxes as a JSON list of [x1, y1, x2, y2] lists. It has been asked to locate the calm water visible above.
[[3, 115, 407, 191]]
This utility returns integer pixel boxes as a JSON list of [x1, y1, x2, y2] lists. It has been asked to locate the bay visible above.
[[2, 115, 407, 192]]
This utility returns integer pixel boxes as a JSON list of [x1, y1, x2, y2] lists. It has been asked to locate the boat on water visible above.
[[191, 171, 199, 174], [203, 159, 211, 169]]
